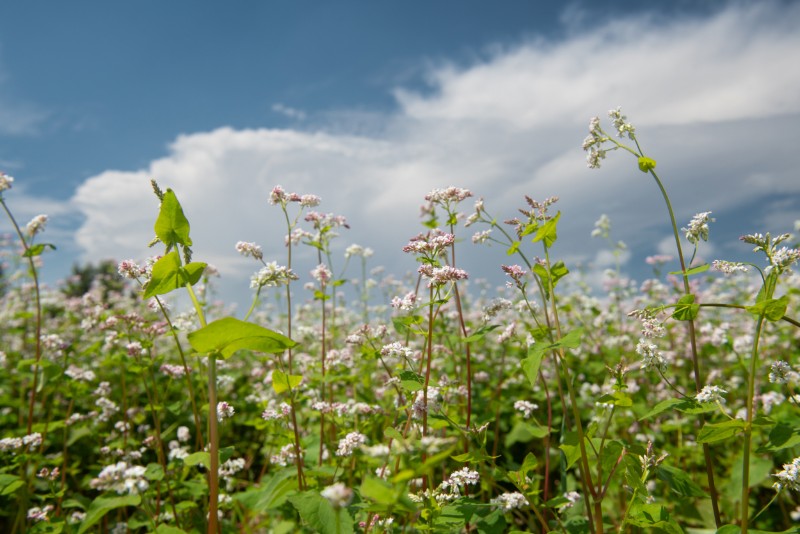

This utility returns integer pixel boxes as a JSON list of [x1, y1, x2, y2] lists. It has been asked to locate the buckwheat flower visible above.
[[768, 246, 800, 274], [563, 491, 581, 509], [235, 241, 263, 261], [250, 261, 298, 289], [712, 260, 748, 275], [126, 341, 145, 357], [65, 364, 96, 382], [425, 187, 472, 204], [160, 363, 189, 378], [269, 185, 289, 205], [769, 360, 797, 384], [22, 432, 42, 451], [321, 482, 353, 508], [311, 263, 332, 285], [177, 426, 190, 443], [682, 212, 714, 245], [773, 457, 800, 492], [219, 458, 245, 477], [411, 387, 441, 419], [645, 254, 673, 265], [491, 492, 529, 512], [471, 229, 491, 244], [591, 214, 611, 239], [418, 264, 468, 288], [514, 400, 538, 419], [448, 467, 480, 488], [481, 297, 512, 322], [90, 461, 149, 494], [25, 214, 48, 236], [117, 259, 144, 279], [696, 385, 727, 404], [27, 505, 53, 522], [299, 194, 321, 207], [0, 171, 14, 192], [637, 339, 667, 372], [336, 432, 367, 457], [216, 401, 234, 422], [609, 106, 635, 139], [390, 291, 417, 311], [501, 264, 526, 282], [760, 391, 785, 414]]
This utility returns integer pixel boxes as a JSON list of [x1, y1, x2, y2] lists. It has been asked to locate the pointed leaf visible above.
[[697, 420, 746, 444], [154, 189, 192, 247], [188, 317, 297, 359], [668, 263, 710, 276], [672, 294, 699, 321], [22, 243, 56, 257], [78, 494, 141, 533], [272, 369, 303, 394], [289, 490, 353, 534], [532, 212, 560, 248]]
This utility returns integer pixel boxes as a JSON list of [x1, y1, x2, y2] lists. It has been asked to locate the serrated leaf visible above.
[[272, 369, 303, 394], [188, 317, 297, 359], [78, 494, 141, 534], [154, 189, 192, 248]]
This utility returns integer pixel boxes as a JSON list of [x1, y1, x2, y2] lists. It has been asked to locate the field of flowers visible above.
[[0, 109, 799, 533]]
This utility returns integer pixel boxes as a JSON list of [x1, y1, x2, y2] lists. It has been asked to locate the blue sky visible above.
[[1, 1, 799, 308]]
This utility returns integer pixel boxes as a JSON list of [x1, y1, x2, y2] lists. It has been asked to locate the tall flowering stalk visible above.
[[583, 107, 723, 526], [423, 187, 476, 438], [0, 173, 50, 435]]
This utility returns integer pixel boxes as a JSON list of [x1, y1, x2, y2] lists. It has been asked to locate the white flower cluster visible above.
[[682, 212, 714, 245], [250, 262, 298, 289], [696, 385, 727, 404], [336, 432, 367, 457], [0, 432, 42, 453], [774, 457, 800, 492], [491, 491, 529, 512], [321, 482, 353, 508], [90, 461, 149, 494]]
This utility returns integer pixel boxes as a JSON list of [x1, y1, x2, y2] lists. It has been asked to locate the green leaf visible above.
[[22, 243, 56, 257], [597, 391, 633, 407], [143, 250, 207, 298], [657, 465, 709, 498], [637, 156, 657, 173], [188, 317, 297, 359], [745, 295, 788, 321], [626, 502, 683, 534], [272, 369, 303, 394], [154, 189, 192, 248], [78, 494, 141, 534], [521, 348, 544, 390], [672, 294, 700, 321], [289, 490, 354, 534], [463, 324, 501, 343], [233, 469, 297, 512], [183, 451, 211, 469], [506, 241, 521, 256], [144, 463, 164, 481], [757, 423, 800, 452], [398, 370, 424, 392], [696, 420, 746, 444], [0, 474, 24, 496], [155, 525, 187, 534], [532, 212, 561, 248], [668, 263, 710, 276]]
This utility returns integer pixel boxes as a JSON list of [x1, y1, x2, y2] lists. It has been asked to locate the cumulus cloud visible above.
[[69, 1, 800, 305]]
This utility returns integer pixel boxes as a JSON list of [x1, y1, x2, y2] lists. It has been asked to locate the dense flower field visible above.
[[1, 110, 799, 533]]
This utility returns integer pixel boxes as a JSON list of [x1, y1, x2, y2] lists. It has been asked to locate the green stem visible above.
[[1, 199, 43, 435], [741, 314, 765, 534]]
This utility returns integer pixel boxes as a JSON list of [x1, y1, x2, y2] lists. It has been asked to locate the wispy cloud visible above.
[[272, 103, 307, 121], [68, 2, 800, 303]]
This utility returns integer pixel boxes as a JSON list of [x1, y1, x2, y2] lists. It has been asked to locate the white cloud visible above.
[[272, 103, 307, 121], [68, 1, 800, 306]]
